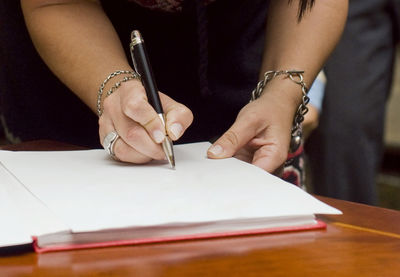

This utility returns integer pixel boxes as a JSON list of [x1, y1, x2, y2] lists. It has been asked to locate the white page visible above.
[[0, 167, 38, 246], [0, 163, 68, 246], [0, 173, 32, 247], [0, 142, 340, 233]]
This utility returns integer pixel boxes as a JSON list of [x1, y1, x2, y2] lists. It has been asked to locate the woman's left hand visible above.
[[207, 88, 296, 174]]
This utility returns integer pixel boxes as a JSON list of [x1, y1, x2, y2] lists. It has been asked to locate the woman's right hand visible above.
[[99, 79, 193, 163]]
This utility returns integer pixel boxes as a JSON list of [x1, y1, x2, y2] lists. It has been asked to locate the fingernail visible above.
[[170, 123, 183, 140], [153, 130, 165, 144], [208, 144, 223, 156]]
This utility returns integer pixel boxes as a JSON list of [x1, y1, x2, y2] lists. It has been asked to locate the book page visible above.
[[0, 163, 68, 247], [0, 167, 34, 246], [0, 142, 341, 233]]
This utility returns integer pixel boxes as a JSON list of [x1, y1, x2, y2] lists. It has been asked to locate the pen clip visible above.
[[130, 44, 141, 78]]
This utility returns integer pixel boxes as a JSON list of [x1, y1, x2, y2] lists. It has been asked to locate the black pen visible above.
[[130, 30, 175, 169]]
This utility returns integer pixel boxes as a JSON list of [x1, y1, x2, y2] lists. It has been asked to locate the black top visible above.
[[0, 0, 269, 148]]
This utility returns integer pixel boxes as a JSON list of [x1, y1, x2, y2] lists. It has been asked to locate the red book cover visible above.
[[33, 220, 326, 253]]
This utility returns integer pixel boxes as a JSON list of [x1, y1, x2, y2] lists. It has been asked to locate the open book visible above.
[[0, 142, 340, 253]]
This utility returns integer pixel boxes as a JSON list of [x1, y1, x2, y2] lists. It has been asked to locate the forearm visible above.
[[21, 0, 132, 113], [260, 0, 348, 111]]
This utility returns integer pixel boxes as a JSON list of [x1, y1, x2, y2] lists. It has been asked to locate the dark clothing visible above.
[[307, 0, 400, 205], [0, 0, 269, 148]]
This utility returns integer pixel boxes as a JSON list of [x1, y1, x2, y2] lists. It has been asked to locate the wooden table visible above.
[[1, 141, 399, 276]]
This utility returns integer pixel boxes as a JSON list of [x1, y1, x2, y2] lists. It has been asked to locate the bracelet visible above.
[[97, 70, 139, 116], [250, 70, 310, 153], [106, 75, 138, 97]]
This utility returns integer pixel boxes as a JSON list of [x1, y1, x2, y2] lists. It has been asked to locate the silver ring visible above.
[[103, 131, 120, 158]]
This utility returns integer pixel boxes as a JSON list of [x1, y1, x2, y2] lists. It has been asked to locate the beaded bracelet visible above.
[[97, 70, 139, 116], [250, 70, 310, 153]]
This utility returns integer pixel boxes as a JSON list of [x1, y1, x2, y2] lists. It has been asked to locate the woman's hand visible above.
[[210, 0, 348, 174], [99, 79, 193, 163], [207, 85, 296, 174]]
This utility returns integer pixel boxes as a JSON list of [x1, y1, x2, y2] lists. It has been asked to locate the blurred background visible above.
[[379, 46, 400, 210]]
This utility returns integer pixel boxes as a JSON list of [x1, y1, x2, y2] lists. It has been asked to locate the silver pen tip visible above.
[[161, 136, 175, 169], [167, 154, 175, 169]]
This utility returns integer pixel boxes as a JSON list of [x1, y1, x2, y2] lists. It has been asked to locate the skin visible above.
[[21, 0, 348, 173]]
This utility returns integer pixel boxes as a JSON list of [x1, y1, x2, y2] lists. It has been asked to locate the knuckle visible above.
[[174, 107, 193, 126], [124, 98, 142, 114], [241, 110, 261, 126], [143, 115, 161, 129], [123, 94, 148, 116], [168, 104, 193, 124], [175, 105, 189, 116], [125, 125, 142, 142]]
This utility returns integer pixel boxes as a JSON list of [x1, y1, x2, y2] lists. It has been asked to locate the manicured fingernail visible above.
[[208, 144, 223, 156], [153, 130, 165, 144], [170, 123, 183, 139]]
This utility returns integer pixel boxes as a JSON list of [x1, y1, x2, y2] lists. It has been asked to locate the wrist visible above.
[[97, 70, 140, 116], [263, 76, 303, 113], [255, 70, 308, 114]]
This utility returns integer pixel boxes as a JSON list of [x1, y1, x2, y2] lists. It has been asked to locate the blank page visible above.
[[0, 142, 340, 233]]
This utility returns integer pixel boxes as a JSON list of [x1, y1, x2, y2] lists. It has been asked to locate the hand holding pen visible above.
[[130, 30, 175, 168], [99, 31, 193, 165]]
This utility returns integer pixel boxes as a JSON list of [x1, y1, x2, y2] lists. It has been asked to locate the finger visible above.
[[245, 122, 290, 172], [251, 141, 288, 173], [113, 137, 153, 164], [117, 81, 166, 144], [100, 98, 164, 162], [160, 93, 193, 140], [99, 115, 152, 163], [116, 114, 165, 161], [207, 110, 259, 159]]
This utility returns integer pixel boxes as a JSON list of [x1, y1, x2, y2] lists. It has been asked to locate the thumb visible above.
[[207, 116, 257, 159]]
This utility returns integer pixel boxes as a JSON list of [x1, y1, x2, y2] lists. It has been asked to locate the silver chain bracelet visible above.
[[97, 70, 139, 117], [251, 70, 310, 153], [106, 75, 138, 97]]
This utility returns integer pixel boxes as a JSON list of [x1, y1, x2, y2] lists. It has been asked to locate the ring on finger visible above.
[[103, 131, 120, 158]]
